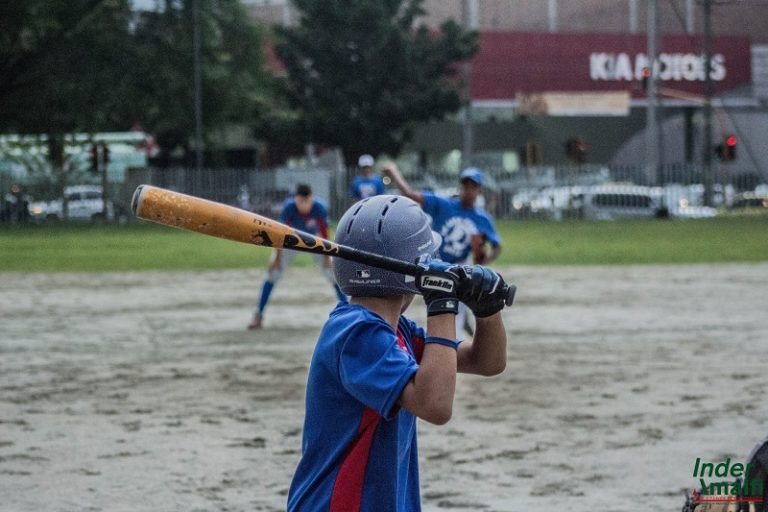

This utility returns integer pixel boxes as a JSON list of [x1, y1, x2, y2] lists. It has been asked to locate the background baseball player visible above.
[[381, 162, 503, 334], [288, 194, 509, 511], [248, 183, 346, 329], [349, 154, 385, 202]]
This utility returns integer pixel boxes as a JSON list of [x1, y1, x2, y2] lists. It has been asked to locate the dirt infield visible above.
[[1, 264, 767, 511]]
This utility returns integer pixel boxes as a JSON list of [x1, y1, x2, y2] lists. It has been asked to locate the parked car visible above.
[[730, 191, 768, 210], [575, 184, 665, 220], [29, 185, 114, 222]]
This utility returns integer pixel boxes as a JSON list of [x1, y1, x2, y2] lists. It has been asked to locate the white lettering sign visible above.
[[590, 52, 726, 81]]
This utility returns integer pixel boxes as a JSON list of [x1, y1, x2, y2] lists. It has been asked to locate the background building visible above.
[[245, 0, 768, 184]]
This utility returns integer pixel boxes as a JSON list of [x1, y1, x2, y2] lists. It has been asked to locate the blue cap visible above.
[[459, 167, 484, 186]]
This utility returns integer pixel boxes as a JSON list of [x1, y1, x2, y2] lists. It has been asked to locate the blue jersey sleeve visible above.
[[349, 179, 360, 199], [339, 322, 418, 420], [278, 199, 293, 224], [421, 192, 448, 219], [477, 213, 501, 247], [313, 199, 330, 223], [375, 178, 385, 195]]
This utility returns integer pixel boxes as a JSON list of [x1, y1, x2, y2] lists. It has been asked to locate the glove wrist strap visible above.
[[426, 297, 459, 316]]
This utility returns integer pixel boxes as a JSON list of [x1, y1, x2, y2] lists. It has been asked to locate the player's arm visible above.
[[454, 265, 508, 375], [397, 261, 461, 425], [380, 162, 424, 206], [480, 218, 503, 265], [397, 312, 457, 425], [484, 243, 502, 265], [457, 312, 506, 376]]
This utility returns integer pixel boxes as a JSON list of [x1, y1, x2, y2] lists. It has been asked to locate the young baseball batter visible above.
[[287, 195, 509, 511], [248, 184, 346, 329], [381, 162, 503, 335]]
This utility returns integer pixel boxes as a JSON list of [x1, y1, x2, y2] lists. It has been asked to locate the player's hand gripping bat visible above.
[[131, 185, 516, 307]]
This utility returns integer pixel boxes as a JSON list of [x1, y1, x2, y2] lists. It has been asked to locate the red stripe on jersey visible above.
[[411, 335, 424, 363], [316, 216, 328, 239], [395, 331, 410, 355], [330, 407, 381, 512]]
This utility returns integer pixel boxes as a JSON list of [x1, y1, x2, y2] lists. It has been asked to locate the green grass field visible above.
[[1, 215, 767, 272]]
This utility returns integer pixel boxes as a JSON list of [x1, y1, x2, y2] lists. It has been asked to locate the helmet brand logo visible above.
[[356, 270, 371, 278], [420, 276, 454, 292]]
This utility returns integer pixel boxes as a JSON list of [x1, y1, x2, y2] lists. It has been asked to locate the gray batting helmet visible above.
[[334, 195, 441, 297]]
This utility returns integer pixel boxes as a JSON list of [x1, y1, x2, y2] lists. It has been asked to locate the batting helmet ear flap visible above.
[[431, 231, 442, 258]]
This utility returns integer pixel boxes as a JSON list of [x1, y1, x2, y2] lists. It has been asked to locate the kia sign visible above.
[[590, 52, 726, 82], [472, 32, 751, 101]]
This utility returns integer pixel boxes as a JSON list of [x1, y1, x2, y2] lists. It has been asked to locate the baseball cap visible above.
[[358, 154, 375, 167], [459, 167, 484, 186]]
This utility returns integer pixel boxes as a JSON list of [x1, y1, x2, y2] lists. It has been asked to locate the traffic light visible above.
[[520, 140, 542, 166], [89, 144, 99, 173], [640, 66, 651, 92], [565, 137, 587, 164], [715, 134, 737, 162], [723, 134, 737, 161], [102, 144, 110, 166]]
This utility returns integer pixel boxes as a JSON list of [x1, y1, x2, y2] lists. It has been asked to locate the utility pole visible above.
[[548, 0, 558, 32], [461, 0, 477, 169], [646, 0, 661, 185], [193, 0, 204, 172], [629, 0, 639, 33], [702, 0, 715, 206]]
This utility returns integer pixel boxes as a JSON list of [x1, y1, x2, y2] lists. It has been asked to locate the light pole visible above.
[[646, 0, 661, 186], [461, 0, 477, 169], [702, 0, 715, 206], [193, 0, 204, 172]]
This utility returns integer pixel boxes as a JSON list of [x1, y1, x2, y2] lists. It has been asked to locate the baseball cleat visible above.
[[247, 315, 263, 330]]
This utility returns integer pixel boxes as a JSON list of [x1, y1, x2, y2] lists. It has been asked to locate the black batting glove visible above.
[[454, 265, 508, 318], [417, 260, 460, 316]]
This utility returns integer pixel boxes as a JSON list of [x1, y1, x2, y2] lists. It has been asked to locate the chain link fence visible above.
[[2, 163, 766, 224]]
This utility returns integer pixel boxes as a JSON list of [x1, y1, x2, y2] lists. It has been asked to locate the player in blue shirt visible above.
[[247, 184, 346, 329], [288, 195, 510, 511], [349, 154, 385, 202], [381, 163, 503, 334]]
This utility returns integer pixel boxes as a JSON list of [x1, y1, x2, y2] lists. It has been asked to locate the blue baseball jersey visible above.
[[349, 176, 385, 200], [279, 197, 330, 238], [422, 192, 501, 264], [288, 303, 426, 512]]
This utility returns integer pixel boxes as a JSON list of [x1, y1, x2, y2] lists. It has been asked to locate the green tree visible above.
[[128, 0, 271, 165], [0, 0, 135, 216], [0, 0, 272, 173], [268, 0, 478, 162]]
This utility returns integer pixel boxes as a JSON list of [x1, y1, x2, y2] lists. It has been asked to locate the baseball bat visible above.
[[131, 185, 515, 306]]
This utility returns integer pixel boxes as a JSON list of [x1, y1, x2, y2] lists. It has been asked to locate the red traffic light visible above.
[[641, 67, 651, 78], [725, 135, 737, 147]]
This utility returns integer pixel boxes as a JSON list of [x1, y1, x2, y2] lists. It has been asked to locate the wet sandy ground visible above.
[[1, 264, 767, 511]]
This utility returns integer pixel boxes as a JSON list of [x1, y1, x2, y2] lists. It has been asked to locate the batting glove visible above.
[[417, 260, 461, 316], [454, 265, 508, 318]]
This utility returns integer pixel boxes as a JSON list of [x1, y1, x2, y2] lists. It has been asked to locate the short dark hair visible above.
[[296, 184, 312, 197]]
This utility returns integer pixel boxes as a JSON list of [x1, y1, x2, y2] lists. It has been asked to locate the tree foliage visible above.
[[0, 0, 133, 137], [128, 0, 270, 163], [270, 0, 478, 161], [0, 0, 271, 166]]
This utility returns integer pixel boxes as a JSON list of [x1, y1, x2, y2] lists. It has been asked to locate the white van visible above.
[[29, 185, 114, 222]]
